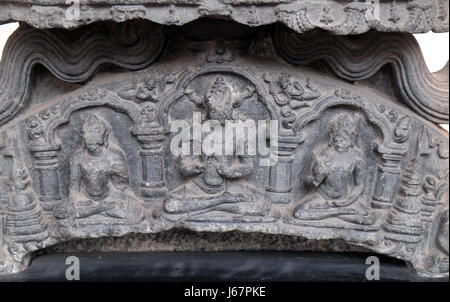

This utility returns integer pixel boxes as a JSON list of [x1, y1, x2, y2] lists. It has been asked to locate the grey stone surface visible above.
[[0, 0, 449, 34], [0, 2, 448, 279]]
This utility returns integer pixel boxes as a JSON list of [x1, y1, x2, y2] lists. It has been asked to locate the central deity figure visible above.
[[162, 77, 271, 221], [58, 115, 143, 224], [293, 114, 375, 225]]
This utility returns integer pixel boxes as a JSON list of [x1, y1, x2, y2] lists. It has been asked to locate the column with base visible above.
[[30, 143, 62, 217], [266, 133, 300, 204], [371, 144, 407, 209], [0, 137, 10, 246], [134, 124, 168, 208]]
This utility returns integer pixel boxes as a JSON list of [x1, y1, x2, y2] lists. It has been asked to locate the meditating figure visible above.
[[163, 77, 270, 220], [57, 114, 143, 224], [293, 114, 375, 224]]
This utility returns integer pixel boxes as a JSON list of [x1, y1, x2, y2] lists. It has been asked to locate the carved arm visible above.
[[328, 157, 366, 208], [217, 156, 254, 179]]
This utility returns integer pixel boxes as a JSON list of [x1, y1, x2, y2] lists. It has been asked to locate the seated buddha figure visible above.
[[162, 77, 270, 221], [57, 114, 143, 224], [293, 114, 375, 225]]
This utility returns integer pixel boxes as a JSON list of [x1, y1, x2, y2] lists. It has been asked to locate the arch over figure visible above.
[[55, 114, 144, 224]]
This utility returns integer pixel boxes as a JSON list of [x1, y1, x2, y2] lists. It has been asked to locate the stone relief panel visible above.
[[288, 109, 381, 229], [54, 110, 146, 235], [1, 0, 448, 33], [0, 21, 448, 278], [159, 74, 276, 223]]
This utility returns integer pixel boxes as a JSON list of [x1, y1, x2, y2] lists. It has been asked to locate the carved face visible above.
[[81, 115, 109, 154], [205, 77, 235, 123], [329, 114, 356, 152], [279, 74, 290, 90], [145, 78, 157, 90]]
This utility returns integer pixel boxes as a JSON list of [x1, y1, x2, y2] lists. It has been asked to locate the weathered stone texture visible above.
[[0, 1, 448, 279]]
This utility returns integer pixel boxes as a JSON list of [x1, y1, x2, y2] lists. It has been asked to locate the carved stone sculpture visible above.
[[160, 76, 273, 223], [55, 114, 144, 227], [292, 113, 375, 225], [5, 157, 48, 257], [0, 1, 448, 279]]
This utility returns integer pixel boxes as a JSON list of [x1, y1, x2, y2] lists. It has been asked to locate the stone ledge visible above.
[[0, 0, 448, 33]]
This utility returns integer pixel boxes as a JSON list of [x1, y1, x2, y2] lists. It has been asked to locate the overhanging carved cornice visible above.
[[273, 27, 450, 124], [0, 0, 448, 34], [0, 6, 448, 279], [0, 21, 165, 127]]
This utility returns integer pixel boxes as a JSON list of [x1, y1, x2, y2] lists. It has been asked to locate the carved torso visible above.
[[314, 147, 362, 200]]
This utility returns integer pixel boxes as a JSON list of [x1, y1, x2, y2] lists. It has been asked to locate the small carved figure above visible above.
[[264, 73, 320, 109], [206, 40, 236, 64], [393, 116, 411, 143], [118, 74, 176, 103]]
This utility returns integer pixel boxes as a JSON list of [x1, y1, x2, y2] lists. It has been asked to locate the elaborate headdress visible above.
[[81, 114, 109, 146], [328, 114, 357, 147]]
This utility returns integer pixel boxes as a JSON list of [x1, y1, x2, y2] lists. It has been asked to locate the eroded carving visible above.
[[292, 114, 375, 225], [0, 18, 448, 278], [0, 0, 447, 34], [161, 77, 272, 222], [0, 21, 165, 127], [55, 115, 144, 225], [424, 209, 449, 276], [5, 157, 48, 256], [273, 28, 449, 124]]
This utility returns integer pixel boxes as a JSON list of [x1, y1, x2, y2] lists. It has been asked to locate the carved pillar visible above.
[[134, 124, 168, 208], [0, 174, 9, 245], [30, 144, 62, 216], [266, 134, 300, 204], [0, 141, 8, 217], [371, 144, 408, 209], [0, 138, 8, 245]]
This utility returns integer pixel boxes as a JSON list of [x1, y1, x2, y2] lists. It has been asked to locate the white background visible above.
[[0, 22, 449, 131]]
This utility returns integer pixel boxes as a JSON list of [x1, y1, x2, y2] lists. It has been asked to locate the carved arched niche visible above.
[[290, 104, 385, 225], [0, 17, 448, 278], [25, 92, 143, 217]]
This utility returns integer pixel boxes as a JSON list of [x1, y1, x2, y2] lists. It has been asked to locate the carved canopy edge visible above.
[[0, 21, 165, 127], [0, 30, 448, 277], [1, 21, 448, 130], [0, 0, 448, 34], [273, 27, 450, 124]]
